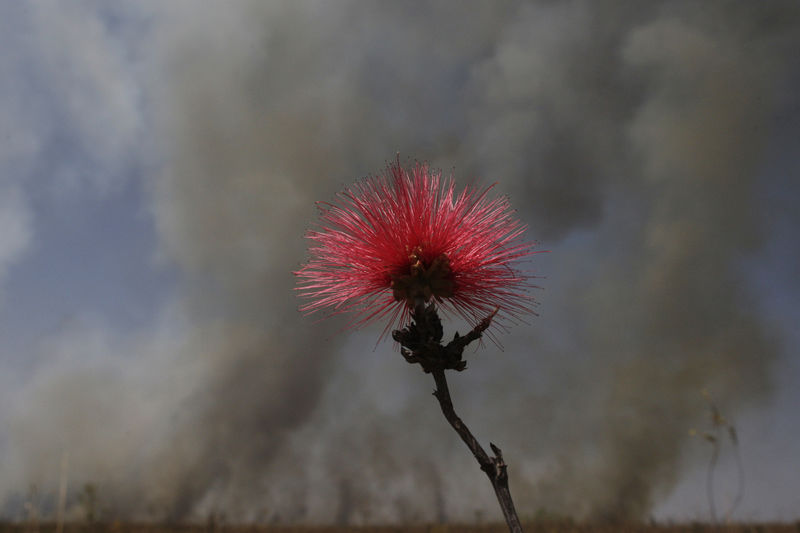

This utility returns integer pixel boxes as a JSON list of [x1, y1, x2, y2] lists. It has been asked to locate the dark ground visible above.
[[2, 523, 800, 533]]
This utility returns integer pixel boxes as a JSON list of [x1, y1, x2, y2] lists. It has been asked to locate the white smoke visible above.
[[1, 0, 798, 524]]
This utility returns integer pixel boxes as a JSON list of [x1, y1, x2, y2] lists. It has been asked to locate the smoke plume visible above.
[[2, 0, 799, 524]]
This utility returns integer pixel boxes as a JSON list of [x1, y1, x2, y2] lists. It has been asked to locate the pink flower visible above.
[[295, 159, 537, 338]]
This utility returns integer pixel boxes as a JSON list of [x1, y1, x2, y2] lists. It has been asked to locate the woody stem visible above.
[[430, 368, 523, 533]]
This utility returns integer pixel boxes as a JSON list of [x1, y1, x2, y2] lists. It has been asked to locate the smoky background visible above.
[[1, 0, 799, 525]]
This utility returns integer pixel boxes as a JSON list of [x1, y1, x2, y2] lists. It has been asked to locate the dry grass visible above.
[[2, 522, 800, 533]]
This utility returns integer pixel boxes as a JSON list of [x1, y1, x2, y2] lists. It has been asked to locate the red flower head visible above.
[[295, 159, 537, 340]]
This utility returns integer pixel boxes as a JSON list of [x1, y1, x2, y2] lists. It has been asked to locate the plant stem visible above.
[[724, 427, 744, 523], [707, 428, 720, 523], [431, 368, 523, 533]]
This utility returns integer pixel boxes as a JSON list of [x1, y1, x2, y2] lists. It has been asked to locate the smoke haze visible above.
[[1, 0, 799, 524]]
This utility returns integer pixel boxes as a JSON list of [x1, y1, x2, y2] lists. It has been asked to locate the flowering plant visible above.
[[296, 158, 536, 341], [296, 158, 537, 532]]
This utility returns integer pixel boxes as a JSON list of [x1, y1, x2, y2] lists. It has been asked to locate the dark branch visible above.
[[393, 304, 523, 532], [431, 368, 522, 532], [392, 303, 497, 373]]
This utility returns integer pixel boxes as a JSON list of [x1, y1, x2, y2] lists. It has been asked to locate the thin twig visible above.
[[431, 368, 524, 533], [723, 426, 745, 522], [706, 429, 719, 523], [394, 303, 524, 532]]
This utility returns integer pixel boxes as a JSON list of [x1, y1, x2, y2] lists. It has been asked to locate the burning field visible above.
[[3, 523, 800, 533], [1, 0, 799, 527]]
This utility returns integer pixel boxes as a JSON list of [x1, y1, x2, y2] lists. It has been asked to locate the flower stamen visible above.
[[391, 249, 455, 305]]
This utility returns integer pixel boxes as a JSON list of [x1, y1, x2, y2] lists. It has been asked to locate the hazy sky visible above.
[[0, 0, 798, 524]]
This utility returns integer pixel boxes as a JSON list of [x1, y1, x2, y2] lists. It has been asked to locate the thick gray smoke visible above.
[[3, 0, 799, 524]]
